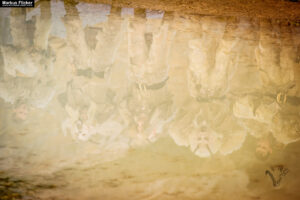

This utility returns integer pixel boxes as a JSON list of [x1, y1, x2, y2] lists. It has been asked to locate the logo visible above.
[[0, 0, 34, 7], [265, 165, 289, 187]]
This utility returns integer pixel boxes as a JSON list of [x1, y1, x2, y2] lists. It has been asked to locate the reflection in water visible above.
[[0, 0, 300, 199]]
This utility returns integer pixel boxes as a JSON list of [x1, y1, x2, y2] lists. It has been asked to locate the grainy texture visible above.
[[80, 0, 300, 21]]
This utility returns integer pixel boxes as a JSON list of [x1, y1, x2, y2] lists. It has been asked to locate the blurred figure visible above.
[[128, 9, 173, 87], [187, 16, 226, 100], [255, 19, 295, 97], [255, 137, 273, 161], [169, 100, 246, 158]]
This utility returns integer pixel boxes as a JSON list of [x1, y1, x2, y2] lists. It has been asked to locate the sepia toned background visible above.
[[0, 0, 300, 199]]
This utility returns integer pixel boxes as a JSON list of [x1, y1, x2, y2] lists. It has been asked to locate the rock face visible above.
[[0, 1, 300, 199], [81, 0, 300, 20]]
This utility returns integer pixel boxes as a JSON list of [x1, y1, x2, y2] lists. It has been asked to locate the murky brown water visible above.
[[0, 0, 300, 199]]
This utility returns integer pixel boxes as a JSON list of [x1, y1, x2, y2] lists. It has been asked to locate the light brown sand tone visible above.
[[82, 0, 300, 21], [0, 0, 299, 199]]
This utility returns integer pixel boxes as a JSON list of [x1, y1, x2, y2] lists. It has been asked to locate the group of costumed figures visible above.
[[0, 0, 299, 161]]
